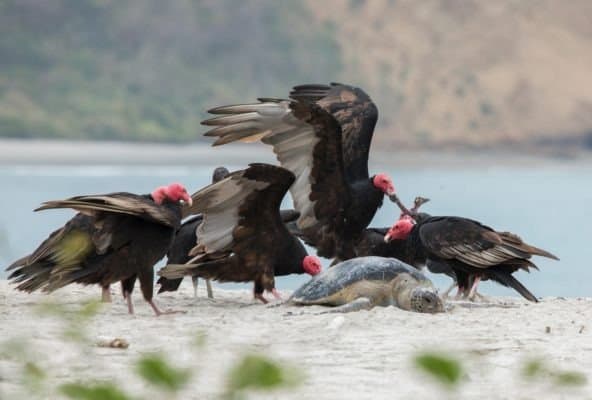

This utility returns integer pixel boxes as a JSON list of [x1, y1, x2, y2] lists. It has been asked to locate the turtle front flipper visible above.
[[318, 297, 374, 314]]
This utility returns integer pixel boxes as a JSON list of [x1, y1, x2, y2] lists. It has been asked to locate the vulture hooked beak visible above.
[[383, 232, 392, 243], [413, 196, 430, 209], [182, 195, 193, 207]]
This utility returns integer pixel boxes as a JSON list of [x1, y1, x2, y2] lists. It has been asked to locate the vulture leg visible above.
[[138, 268, 184, 316], [441, 282, 457, 298], [121, 276, 137, 314], [205, 279, 213, 299], [253, 280, 269, 304], [148, 300, 185, 316], [101, 285, 112, 303], [254, 293, 269, 304], [125, 292, 135, 315], [467, 276, 482, 300], [191, 276, 199, 298], [471, 291, 490, 302], [453, 285, 466, 300], [319, 298, 373, 314], [271, 288, 282, 300]]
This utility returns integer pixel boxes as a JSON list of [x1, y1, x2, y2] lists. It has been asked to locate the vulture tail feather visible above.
[[490, 270, 538, 302]]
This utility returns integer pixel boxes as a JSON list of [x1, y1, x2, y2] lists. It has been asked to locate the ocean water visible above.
[[0, 163, 590, 298]]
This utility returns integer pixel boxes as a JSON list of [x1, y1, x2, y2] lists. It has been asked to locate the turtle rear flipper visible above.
[[318, 297, 373, 314]]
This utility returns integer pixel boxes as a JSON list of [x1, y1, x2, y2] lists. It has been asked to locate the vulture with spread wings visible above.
[[158, 163, 321, 303], [6, 183, 191, 316], [384, 215, 559, 302], [201, 83, 396, 260]]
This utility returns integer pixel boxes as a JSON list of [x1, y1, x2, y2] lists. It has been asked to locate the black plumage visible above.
[[201, 83, 396, 260], [6, 184, 191, 315]]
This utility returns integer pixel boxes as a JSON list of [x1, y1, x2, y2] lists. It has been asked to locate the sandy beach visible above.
[[1, 280, 591, 399]]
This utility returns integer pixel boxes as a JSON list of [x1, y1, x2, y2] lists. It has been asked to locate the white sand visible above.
[[1, 280, 591, 399]]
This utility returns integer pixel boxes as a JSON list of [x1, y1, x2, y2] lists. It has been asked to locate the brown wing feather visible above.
[[419, 217, 555, 269], [36, 193, 179, 228], [311, 83, 378, 182]]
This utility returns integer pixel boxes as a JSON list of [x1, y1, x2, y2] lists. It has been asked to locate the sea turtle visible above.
[[289, 256, 444, 313]]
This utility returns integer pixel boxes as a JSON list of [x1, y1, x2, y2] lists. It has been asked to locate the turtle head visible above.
[[409, 287, 444, 313]]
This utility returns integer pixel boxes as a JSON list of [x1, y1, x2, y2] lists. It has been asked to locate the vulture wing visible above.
[[6, 212, 140, 292], [202, 83, 378, 256], [419, 217, 558, 269], [36, 192, 180, 228]]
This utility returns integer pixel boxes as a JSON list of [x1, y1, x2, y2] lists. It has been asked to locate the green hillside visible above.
[[3, 0, 592, 149], [0, 0, 341, 142]]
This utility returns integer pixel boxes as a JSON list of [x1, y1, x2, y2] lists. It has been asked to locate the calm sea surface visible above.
[[1, 163, 590, 298]]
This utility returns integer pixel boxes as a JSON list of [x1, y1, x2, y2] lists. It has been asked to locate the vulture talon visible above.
[[254, 293, 269, 304], [271, 288, 282, 300]]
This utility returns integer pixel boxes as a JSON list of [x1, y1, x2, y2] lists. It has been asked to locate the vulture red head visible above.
[[384, 217, 415, 242], [372, 174, 396, 196], [303, 255, 322, 275], [151, 183, 192, 206]]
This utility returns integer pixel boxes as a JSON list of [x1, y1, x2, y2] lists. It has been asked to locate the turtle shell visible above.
[[290, 256, 430, 303]]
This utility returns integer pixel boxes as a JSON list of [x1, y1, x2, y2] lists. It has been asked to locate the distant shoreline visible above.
[[1, 138, 592, 168]]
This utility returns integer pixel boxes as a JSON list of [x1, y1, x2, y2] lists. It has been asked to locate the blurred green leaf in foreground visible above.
[[225, 354, 304, 399], [413, 352, 463, 388], [135, 354, 191, 392], [522, 359, 587, 387], [60, 382, 132, 400]]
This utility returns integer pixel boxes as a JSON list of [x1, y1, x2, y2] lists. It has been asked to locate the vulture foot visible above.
[[149, 300, 186, 316], [101, 286, 112, 303]]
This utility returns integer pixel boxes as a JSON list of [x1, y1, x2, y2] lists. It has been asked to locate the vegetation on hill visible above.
[[1, 0, 592, 149], [0, 0, 341, 142]]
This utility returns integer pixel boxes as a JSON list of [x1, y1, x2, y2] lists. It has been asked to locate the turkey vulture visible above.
[[157, 166, 231, 298], [158, 163, 322, 303], [345, 197, 430, 266], [384, 215, 559, 302], [201, 83, 396, 260], [6, 183, 192, 316]]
